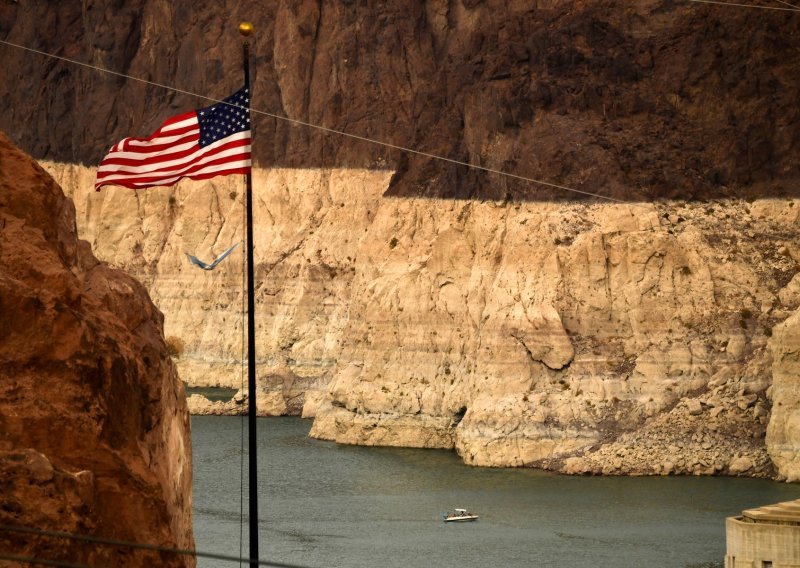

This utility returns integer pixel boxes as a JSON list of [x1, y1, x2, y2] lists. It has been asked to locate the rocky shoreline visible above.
[[188, 389, 774, 478]]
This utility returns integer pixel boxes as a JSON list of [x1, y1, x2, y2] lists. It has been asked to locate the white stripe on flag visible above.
[[124, 159, 252, 188], [99, 136, 201, 166], [124, 129, 201, 149], [97, 143, 251, 184], [97, 132, 250, 177]]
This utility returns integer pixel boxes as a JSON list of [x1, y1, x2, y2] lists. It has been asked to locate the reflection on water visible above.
[[192, 416, 800, 568]]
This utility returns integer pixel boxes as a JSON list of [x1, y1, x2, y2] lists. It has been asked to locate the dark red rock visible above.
[[0, 131, 194, 566]]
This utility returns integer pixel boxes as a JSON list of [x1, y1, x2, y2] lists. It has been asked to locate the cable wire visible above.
[[0, 523, 312, 568], [684, 0, 800, 10], [0, 38, 624, 204], [0, 552, 90, 568]]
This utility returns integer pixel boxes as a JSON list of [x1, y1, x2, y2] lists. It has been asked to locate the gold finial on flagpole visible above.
[[239, 22, 254, 37]]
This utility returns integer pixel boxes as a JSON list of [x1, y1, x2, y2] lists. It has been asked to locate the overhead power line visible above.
[[0, 552, 89, 568], [0, 522, 313, 568], [684, 0, 800, 11], [0, 38, 624, 204]]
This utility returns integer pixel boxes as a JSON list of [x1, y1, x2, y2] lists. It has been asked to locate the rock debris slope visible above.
[[45, 161, 800, 478], [0, 134, 194, 566]]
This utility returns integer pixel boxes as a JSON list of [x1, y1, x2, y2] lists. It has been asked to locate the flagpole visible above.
[[239, 21, 259, 568]]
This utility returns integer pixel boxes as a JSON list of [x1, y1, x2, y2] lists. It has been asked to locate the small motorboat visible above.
[[442, 508, 479, 523]]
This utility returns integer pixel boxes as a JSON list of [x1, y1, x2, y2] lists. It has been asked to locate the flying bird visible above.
[[186, 243, 239, 271]]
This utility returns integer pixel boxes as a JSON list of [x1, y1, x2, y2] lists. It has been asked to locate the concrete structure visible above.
[[726, 500, 800, 568]]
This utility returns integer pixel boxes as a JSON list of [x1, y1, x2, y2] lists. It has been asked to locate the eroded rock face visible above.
[[43, 160, 800, 476], [767, 310, 800, 481], [308, 195, 794, 477], [46, 164, 389, 405], [0, 134, 194, 566]]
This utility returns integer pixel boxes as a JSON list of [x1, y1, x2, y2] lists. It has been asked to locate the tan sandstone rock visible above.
[[42, 161, 799, 477], [767, 310, 800, 481]]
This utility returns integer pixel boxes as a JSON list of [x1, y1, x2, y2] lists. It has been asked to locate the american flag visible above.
[[95, 87, 251, 190]]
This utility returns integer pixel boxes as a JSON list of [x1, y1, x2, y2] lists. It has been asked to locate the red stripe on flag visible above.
[[97, 134, 202, 168], [96, 137, 250, 181], [103, 159, 252, 189], [96, 140, 251, 188]]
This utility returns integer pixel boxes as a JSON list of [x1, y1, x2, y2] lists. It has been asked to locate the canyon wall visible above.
[[44, 161, 800, 477], [767, 308, 800, 481], [4, 0, 800, 478], [2, 1, 800, 201], [0, 135, 194, 565]]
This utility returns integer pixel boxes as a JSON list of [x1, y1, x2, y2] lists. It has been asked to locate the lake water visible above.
[[192, 416, 800, 568]]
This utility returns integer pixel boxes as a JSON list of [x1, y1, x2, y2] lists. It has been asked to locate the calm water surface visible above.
[[192, 416, 800, 568]]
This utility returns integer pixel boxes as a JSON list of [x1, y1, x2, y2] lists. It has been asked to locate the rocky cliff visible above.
[[3, 0, 800, 478], [2, 0, 800, 200], [0, 135, 194, 566], [43, 160, 800, 478], [767, 309, 800, 481]]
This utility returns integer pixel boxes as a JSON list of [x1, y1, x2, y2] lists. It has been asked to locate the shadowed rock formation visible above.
[[0, 133, 194, 566], [1, 0, 799, 200]]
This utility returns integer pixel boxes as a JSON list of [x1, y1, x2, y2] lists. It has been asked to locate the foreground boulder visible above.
[[0, 132, 194, 566]]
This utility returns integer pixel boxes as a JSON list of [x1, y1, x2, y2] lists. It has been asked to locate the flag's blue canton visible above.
[[197, 87, 250, 148]]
